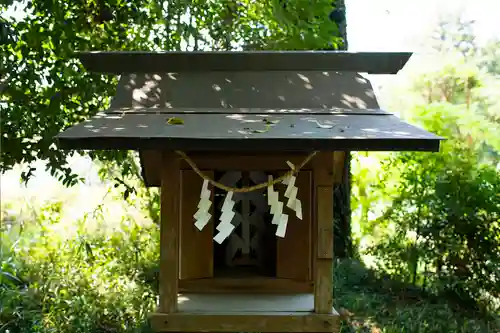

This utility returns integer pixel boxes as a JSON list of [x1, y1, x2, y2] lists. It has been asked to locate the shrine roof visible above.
[[55, 52, 442, 154], [56, 108, 440, 152], [77, 51, 412, 74]]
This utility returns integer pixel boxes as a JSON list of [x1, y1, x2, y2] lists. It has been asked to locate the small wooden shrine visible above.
[[56, 51, 442, 332]]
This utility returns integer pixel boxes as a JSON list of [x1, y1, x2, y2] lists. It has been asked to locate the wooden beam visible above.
[[149, 312, 340, 332], [312, 152, 333, 187], [179, 277, 313, 294], [332, 151, 346, 183], [77, 50, 412, 74], [312, 152, 334, 314], [159, 152, 181, 313], [141, 151, 315, 187], [182, 152, 314, 172]]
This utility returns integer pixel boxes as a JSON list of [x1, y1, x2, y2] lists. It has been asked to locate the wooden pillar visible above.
[[159, 151, 181, 313], [312, 152, 335, 314]]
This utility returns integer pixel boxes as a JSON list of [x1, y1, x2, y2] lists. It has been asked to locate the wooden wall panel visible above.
[[179, 170, 214, 280], [276, 171, 312, 281]]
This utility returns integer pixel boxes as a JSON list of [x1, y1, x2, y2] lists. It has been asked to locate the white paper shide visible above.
[[268, 175, 284, 232], [195, 163, 303, 242], [213, 191, 236, 244], [194, 179, 212, 231], [282, 161, 303, 222]]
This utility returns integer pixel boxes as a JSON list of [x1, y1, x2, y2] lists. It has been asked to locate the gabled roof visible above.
[[55, 51, 442, 186], [57, 67, 440, 152]]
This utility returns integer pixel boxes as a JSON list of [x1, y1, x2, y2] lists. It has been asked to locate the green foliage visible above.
[[335, 259, 497, 333], [0, 3, 345, 329], [1, 200, 159, 333], [1, 198, 497, 333], [412, 58, 482, 105], [1, 0, 344, 186], [4, 2, 500, 332], [479, 39, 500, 75], [364, 103, 500, 313], [350, 17, 500, 317], [430, 15, 477, 58]]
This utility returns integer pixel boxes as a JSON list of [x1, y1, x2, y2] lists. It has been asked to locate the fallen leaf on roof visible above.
[[252, 123, 272, 134], [252, 128, 268, 134], [263, 118, 279, 125], [166, 117, 185, 125]]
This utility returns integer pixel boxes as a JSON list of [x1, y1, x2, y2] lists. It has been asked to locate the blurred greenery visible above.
[[1, 1, 500, 333], [1, 200, 159, 333], [1, 199, 497, 332], [348, 11, 500, 328]]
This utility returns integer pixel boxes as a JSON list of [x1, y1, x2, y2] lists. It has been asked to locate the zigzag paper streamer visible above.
[[283, 161, 303, 221], [194, 179, 212, 230], [276, 213, 289, 238], [214, 191, 236, 244], [267, 175, 284, 226]]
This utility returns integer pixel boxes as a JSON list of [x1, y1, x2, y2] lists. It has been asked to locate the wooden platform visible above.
[[177, 293, 315, 313], [149, 293, 340, 332]]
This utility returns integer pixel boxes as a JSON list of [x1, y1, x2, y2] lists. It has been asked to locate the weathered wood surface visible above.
[[312, 152, 335, 314], [179, 170, 214, 280], [150, 293, 339, 332], [276, 171, 313, 281], [178, 277, 313, 294], [106, 107, 391, 115], [108, 71, 379, 110], [77, 50, 412, 74], [56, 67, 442, 154], [149, 311, 340, 332], [159, 152, 181, 313], [56, 112, 441, 152], [176, 293, 314, 312], [141, 152, 314, 187]]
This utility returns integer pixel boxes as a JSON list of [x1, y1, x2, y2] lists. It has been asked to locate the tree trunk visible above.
[[337, 0, 348, 50], [334, 153, 352, 258], [332, 0, 352, 259]]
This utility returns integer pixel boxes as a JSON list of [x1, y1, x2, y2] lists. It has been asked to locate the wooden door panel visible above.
[[179, 170, 214, 280], [276, 171, 312, 281]]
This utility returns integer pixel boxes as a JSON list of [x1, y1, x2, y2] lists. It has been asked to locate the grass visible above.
[[334, 260, 498, 333], [1, 195, 498, 333]]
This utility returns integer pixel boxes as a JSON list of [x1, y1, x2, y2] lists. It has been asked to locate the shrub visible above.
[[367, 103, 500, 313], [0, 201, 159, 333]]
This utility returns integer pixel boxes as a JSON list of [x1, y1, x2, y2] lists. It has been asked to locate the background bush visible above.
[[1, 2, 500, 333], [365, 103, 500, 313], [1, 201, 159, 333]]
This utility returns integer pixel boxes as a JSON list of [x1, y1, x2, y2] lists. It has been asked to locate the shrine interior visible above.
[[213, 171, 279, 278]]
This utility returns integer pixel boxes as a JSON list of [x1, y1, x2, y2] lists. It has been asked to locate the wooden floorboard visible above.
[[177, 293, 314, 313]]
